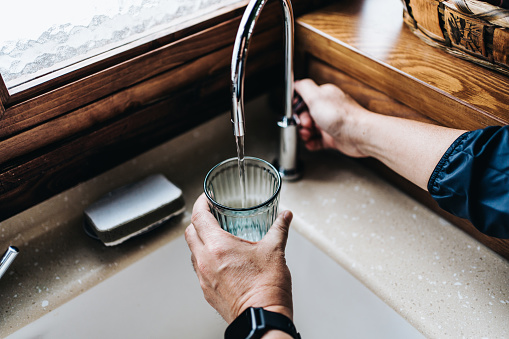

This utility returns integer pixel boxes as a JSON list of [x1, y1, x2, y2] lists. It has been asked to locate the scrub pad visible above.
[[84, 174, 185, 246]]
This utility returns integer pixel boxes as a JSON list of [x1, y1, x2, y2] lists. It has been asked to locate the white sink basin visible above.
[[7, 221, 423, 338]]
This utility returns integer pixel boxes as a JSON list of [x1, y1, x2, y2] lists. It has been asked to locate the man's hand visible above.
[[294, 78, 371, 158], [294, 78, 466, 190], [185, 193, 294, 324]]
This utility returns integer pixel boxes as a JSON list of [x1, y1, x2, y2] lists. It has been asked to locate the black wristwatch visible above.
[[225, 307, 301, 339]]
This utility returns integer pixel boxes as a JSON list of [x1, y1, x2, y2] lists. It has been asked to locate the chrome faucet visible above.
[[231, 0, 300, 180]]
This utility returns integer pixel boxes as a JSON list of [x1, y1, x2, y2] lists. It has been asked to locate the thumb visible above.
[[263, 210, 293, 250]]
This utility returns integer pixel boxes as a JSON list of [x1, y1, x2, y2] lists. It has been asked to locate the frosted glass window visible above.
[[0, 0, 243, 89]]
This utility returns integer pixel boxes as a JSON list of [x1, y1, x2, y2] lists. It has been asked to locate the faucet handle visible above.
[[0, 246, 19, 280], [292, 92, 307, 115]]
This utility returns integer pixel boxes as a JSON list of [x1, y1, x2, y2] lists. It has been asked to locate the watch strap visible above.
[[225, 307, 301, 339]]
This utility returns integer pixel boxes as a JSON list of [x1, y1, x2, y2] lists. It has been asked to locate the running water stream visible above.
[[235, 135, 248, 208]]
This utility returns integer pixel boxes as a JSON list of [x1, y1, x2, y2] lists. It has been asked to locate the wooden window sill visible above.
[[295, 0, 509, 259]]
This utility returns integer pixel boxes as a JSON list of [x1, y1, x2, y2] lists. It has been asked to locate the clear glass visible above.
[[0, 0, 243, 89], [204, 157, 281, 242]]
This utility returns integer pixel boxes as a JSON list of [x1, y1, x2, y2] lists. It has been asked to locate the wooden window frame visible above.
[[0, 76, 7, 119]]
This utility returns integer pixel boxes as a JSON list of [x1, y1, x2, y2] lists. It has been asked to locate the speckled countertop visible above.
[[1, 96, 508, 338]]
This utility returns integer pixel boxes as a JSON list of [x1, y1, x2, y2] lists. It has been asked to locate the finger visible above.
[[298, 112, 322, 144], [193, 192, 211, 214], [299, 128, 314, 142], [262, 210, 293, 250], [304, 138, 324, 152], [185, 223, 204, 253], [294, 79, 321, 109], [191, 193, 224, 241], [185, 225, 204, 280], [298, 111, 314, 130]]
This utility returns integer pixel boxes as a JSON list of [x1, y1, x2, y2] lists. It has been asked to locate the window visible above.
[[0, 0, 250, 138], [0, 0, 243, 91]]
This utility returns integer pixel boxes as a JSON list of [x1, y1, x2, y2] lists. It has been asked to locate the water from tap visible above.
[[235, 135, 248, 208]]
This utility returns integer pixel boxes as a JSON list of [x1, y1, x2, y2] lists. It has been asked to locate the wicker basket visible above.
[[402, 0, 509, 75]]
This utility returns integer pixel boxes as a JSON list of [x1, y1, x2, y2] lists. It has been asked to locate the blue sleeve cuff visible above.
[[427, 126, 509, 239]]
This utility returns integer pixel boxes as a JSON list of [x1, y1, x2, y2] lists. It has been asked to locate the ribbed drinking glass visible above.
[[204, 157, 281, 242]]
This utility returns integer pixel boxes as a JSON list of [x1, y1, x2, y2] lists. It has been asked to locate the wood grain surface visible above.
[[296, 0, 509, 130], [494, 28, 509, 65], [408, 0, 445, 41], [307, 57, 438, 124]]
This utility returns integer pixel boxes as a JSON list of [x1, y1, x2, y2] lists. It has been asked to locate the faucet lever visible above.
[[231, 0, 301, 180], [0, 246, 19, 280]]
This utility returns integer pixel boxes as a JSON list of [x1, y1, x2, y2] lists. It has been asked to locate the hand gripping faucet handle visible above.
[[0, 246, 19, 280]]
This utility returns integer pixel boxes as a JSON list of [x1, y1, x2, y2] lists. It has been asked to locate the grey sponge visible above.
[[84, 174, 185, 246]]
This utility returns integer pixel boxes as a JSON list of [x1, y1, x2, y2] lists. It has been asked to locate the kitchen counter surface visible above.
[[1, 97, 508, 338]]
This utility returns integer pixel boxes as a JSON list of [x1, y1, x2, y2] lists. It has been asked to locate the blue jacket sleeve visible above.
[[427, 125, 509, 239]]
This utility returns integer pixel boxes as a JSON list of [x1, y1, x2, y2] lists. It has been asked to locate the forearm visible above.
[[354, 112, 466, 191]]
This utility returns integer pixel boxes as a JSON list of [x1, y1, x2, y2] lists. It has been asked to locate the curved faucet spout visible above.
[[231, 0, 300, 180]]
